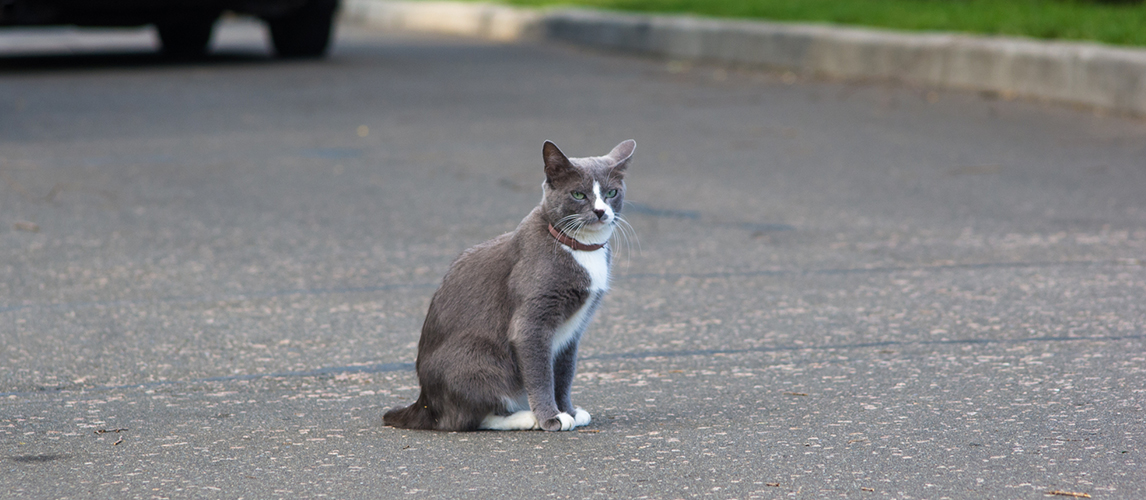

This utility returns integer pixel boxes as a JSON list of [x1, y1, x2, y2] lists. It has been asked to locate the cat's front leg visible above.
[[546, 412, 576, 431], [572, 407, 591, 427], [534, 400, 576, 432], [528, 376, 576, 432], [554, 342, 591, 428], [513, 331, 575, 431]]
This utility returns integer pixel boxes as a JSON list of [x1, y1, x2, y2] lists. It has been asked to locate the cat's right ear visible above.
[[606, 139, 636, 176], [542, 140, 574, 185]]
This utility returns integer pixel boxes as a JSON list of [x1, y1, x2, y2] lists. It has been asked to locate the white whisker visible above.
[[553, 214, 582, 255], [612, 214, 640, 266]]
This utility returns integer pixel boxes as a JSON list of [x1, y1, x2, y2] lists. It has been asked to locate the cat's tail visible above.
[[383, 392, 437, 430]]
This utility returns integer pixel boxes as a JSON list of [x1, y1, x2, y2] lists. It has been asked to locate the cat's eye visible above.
[[605, 189, 618, 198], [571, 191, 586, 200]]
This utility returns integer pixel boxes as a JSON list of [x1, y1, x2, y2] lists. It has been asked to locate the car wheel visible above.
[[267, 0, 338, 59], [156, 13, 219, 58]]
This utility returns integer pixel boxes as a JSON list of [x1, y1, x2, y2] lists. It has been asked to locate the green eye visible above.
[[605, 189, 618, 198], [571, 192, 586, 200]]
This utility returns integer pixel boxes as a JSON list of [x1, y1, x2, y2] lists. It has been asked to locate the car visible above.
[[0, 0, 340, 58]]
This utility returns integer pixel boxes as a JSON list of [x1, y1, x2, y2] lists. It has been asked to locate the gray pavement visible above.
[[2, 18, 1146, 499]]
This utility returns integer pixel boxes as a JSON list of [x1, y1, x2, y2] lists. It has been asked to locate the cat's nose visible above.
[[593, 209, 606, 220]]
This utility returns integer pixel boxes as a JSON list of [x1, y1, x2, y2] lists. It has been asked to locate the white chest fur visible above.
[[550, 246, 609, 356], [566, 247, 609, 292]]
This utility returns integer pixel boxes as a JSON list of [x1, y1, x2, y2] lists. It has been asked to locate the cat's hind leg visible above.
[[421, 339, 519, 431], [477, 395, 576, 431], [480, 411, 540, 431], [478, 393, 543, 431]]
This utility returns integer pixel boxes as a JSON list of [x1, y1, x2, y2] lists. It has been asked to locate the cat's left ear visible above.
[[606, 139, 636, 175], [543, 140, 575, 185]]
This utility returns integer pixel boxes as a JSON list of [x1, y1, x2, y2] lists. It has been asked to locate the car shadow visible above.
[[0, 50, 280, 73]]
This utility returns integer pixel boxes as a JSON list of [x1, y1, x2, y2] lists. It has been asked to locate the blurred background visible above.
[[2, 1, 1144, 498]]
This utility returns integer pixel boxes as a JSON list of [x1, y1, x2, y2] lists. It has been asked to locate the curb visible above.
[[342, 0, 1146, 117]]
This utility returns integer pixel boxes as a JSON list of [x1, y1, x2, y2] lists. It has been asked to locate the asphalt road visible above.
[[2, 18, 1145, 499]]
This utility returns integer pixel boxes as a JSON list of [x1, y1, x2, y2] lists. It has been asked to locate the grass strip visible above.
[[459, 0, 1146, 47]]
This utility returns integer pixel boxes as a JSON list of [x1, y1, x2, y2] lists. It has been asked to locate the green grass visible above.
[[464, 0, 1146, 46]]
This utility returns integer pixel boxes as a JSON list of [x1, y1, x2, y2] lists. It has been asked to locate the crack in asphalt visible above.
[[2, 332, 1141, 399], [0, 282, 440, 315], [0, 259, 1135, 315]]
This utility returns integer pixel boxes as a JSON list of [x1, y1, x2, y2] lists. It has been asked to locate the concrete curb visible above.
[[342, 0, 1146, 116]]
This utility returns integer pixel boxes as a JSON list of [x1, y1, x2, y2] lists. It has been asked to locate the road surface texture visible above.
[[2, 18, 1145, 500]]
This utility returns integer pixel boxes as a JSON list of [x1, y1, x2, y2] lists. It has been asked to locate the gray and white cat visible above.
[[383, 139, 635, 432]]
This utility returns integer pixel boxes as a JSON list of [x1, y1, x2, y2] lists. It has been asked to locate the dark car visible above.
[[0, 0, 340, 58]]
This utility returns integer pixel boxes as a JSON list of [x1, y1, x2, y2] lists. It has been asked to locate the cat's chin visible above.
[[575, 222, 614, 246]]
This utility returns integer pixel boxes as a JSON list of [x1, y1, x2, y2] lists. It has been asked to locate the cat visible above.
[[383, 139, 635, 432]]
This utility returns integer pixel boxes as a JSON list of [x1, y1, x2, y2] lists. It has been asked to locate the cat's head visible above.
[[540, 139, 635, 246]]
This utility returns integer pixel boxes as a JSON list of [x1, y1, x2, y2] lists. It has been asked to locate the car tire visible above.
[[156, 13, 219, 58], [267, 0, 338, 59]]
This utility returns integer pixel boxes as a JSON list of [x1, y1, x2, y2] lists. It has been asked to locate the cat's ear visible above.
[[606, 139, 636, 174], [543, 140, 574, 184]]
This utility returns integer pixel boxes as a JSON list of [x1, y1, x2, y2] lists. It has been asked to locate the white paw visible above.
[[572, 407, 591, 427], [555, 412, 575, 431], [480, 410, 539, 431]]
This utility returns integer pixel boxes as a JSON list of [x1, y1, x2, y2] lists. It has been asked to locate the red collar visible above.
[[548, 224, 606, 251]]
